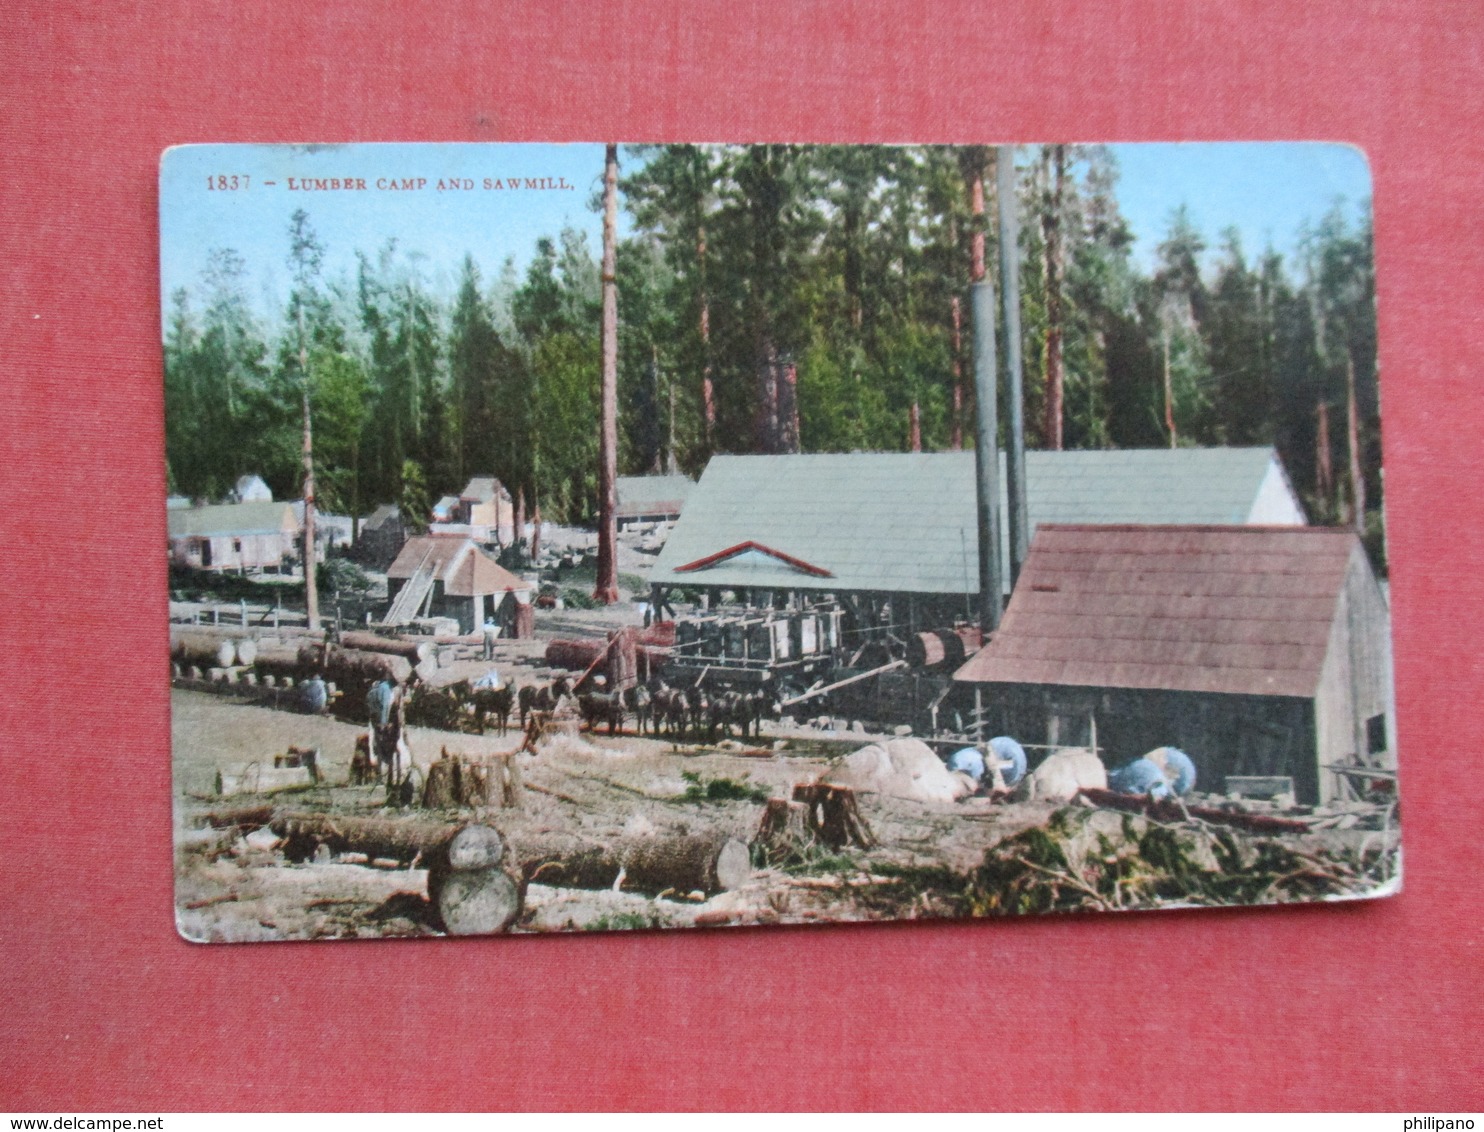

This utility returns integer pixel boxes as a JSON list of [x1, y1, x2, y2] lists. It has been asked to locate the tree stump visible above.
[[753, 798, 812, 864], [792, 783, 875, 849], [422, 754, 458, 809]]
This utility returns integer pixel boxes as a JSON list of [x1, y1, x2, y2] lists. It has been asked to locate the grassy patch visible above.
[[675, 770, 770, 805]]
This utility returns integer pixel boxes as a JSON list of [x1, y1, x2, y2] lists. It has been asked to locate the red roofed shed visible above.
[[386, 534, 532, 635], [954, 525, 1395, 804]]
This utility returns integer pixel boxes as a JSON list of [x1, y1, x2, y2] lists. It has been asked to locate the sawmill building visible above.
[[647, 447, 1307, 628], [952, 524, 1395, 805]]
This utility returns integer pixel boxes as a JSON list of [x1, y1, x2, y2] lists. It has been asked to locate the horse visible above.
[[622, 684, 653, 736], [518, 676, 572, 727], [577, 690, 625, 735], [472, 684, 515, 736], [653, 685, 690, 740]]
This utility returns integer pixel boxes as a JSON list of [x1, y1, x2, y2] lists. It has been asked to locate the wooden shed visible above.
[[384, 534, 532, 634], [167, 501, 300, 574], [953, 524, 1395, 804]]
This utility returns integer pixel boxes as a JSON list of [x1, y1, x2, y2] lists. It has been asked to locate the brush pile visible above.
[[962, 806, 1398, 915]]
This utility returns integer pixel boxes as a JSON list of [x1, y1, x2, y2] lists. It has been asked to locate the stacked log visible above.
[[299, 644, 416, 686], [544, 638, 670, 673], [270, 813, 520, 935], [171, 628, 248, 669], [252, 646, 305, 682], [339, 631, 434, 666]]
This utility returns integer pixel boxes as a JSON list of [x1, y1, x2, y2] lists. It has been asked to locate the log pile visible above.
[[339, 631, 435, 666], [171, 628, 255, 669], [270, 813, 521, 935], [544, 638, 671, 674]]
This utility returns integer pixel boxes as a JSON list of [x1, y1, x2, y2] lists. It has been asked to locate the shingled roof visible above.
[[167, 501, 297, 539], [649, 448, 1302, 595], [953, 524, 1363, 698], [387, 535, 529, 597], [616, 474, 693, 518]]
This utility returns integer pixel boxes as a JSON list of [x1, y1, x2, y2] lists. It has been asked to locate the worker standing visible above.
[[482, 616, 498, 660]]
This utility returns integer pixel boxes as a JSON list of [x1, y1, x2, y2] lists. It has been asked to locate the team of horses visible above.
[[440, 673, 782, 744]]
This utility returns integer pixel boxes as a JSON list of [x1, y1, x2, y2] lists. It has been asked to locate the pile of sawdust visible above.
[[822, 738, 974, 803], [1012, 748, 1108, 802]]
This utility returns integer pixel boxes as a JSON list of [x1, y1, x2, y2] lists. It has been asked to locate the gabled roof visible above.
[[387, 534, 529, 597], [649, 448, 1302, 595], [233, 474, 272, 502], [363, 504, 400, 531], [954, 524, 1363, 698], [460, 476, 511, 504], [616, 474, 693, 517], [167, 501, 297, 539]]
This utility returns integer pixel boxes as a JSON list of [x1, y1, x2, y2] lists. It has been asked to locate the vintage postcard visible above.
[[162, 141, 1398, 941]]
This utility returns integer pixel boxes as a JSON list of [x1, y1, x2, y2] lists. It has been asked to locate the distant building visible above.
[[355, 504, 405, 570], [431, 495, 460, 524], [233, 474, 273, 503], [616, 474, 693, 529], [429, 475, 515, 543], [953, 524, 1395, 805], [648, 447, 1307, 623], [384, 533, 532, 634], [168, 501, 300, 573]]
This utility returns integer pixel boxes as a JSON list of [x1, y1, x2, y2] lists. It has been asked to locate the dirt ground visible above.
[[172, 686, 1400, 942]]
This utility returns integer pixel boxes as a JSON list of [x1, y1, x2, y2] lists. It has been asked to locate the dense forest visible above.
[[163, 144, 1381, 551]]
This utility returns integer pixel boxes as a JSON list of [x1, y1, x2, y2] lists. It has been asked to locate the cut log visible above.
[[543, 638, 671, 673], [301, 644, 415, 686], [429, 867, 521, 935], [445, 824, 506, 870], [520, 831, 752, 895], [271, 812, 466, 865], [252, 647, 304, 681], [191, 803, 276, 830], [215, 765, 316, 796], [173, 634, 236, 669], [270, 813, 521, 934], [339, 631, 434, 665]]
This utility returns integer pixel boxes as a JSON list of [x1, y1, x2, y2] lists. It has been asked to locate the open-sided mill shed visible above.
[[649, 447, 1305, 625], [952, 524, 1396, 804]]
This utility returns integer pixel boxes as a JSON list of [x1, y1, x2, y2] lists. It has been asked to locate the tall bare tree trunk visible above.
[[908, 402, 922, 451], [1315, 400, 1333, 513], [1346, 353, 1365, 533], [779, 356, 800, 453], [594, 144, 620, 606], [1162, 325, 1177, 448], [513, 485, 526, 554], [697, 222, 715, 447], [1041, 145, 1066, 451], [950, 294, 964, 449], [298, 306, 318, 631]]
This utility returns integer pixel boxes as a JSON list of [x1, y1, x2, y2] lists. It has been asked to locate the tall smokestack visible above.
[[972, 278, 1003, 632], [998, 146, 1029, 585]]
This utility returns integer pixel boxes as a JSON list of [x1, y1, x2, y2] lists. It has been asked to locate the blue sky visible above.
[[160, 143, 614, 327], [1106, 141, 1372, 271], [160, 141, 1373, 332]]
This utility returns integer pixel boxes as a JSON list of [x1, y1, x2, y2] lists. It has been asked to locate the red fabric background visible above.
[[2, 1, 1480, 1111]]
